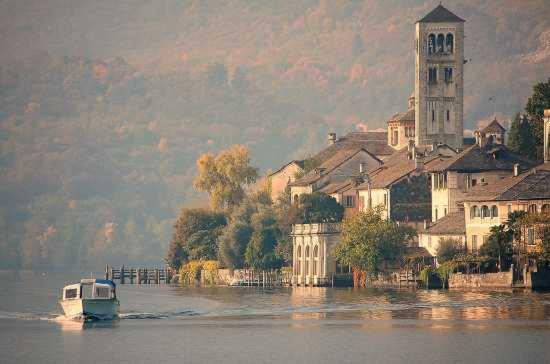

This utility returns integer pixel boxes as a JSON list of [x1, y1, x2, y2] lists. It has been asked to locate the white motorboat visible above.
[[59, 278, 120, 320]]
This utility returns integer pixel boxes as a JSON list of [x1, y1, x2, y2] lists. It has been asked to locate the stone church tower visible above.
[[414, 5, 464, 149]]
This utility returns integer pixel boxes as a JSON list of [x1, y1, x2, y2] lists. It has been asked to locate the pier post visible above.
[[120, 266, 125, 284]]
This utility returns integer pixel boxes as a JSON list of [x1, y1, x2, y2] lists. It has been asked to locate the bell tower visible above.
[[415, 5, 465, 149]]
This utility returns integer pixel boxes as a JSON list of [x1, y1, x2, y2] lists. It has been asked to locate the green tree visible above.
[[194, 145, 259, 210], [217, 200, 257, 268], [244, 207, 282, 270], [273, 187, 302, 265], [299, 192, 344, 223], [479, 224, 513, 271], [333, 209, 415, 279], [507, 113, 537, 160], [525, 78, 550, 160], [436, 238, 463, 264], [167, 208, 226, 269]]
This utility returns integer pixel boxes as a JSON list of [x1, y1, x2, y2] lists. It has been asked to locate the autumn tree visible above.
[[193, 145, 259, 211], [167, 208, 226, 269], [333, 209, 415, 282]]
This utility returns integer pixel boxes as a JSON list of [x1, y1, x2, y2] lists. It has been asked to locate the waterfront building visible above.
[[291, 223, 341, 286]]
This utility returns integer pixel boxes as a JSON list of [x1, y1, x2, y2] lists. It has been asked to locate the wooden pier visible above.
[[105, 265, 173, 284]]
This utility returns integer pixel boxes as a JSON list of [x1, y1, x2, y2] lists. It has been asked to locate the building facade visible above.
[[291, 223, 341, 286]]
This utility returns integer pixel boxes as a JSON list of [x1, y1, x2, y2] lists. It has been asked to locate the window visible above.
[[528, 228, 535, 245], [446, 33, 454, 53], [294, 194, 299, 204], [470, 205, 477, 219], [435, 208, 438, 220], [444, 67, 453, 83], [428, 67, 437, 84], [471, 179, 477, 187], [428, 34, 436, 54], [383, 194, 387, 206], [444, 208, 447, 216], [95, 286, 110, 298], [446, 109, 450, 121], [64, 288, 78, 299], [313, 246, 318, 276], [345, 195, 355, 208], [437, 34, 445, 53], [507, 204, 512, 216], [472, 235, 478, 252], [528, 204, 537, 214], [391, 128, 398, 146], [305, 246, 310, 275], [474, 205, 480, 218], [432, 109, 435, 123], [491, 205, 498, 218], [297, 246, 302, 275], [481, 205, 490, 218], [542, 204, 550, 213]]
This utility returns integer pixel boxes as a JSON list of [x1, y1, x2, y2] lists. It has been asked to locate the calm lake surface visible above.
[[1, 271, 550, 363]]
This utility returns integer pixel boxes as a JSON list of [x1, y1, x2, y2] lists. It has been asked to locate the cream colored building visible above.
[[291, 223, 341, 286], [418, 212, 466, 257], [427, 130, 534, 222], [289, 148, 382, 203], [267, 160, 304, 202], [462, 163, 550, 252]]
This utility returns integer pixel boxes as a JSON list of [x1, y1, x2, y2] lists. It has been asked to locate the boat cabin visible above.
[[62, 279, 117, 300]]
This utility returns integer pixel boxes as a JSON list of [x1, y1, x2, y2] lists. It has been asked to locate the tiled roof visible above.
[[268, 159, 304, 177], [311, 132, 394, 163], [290, 148, 378, 187], [357, 148, 440, 189], [462, 163, 550, 202], [418, 5, 465, 23], [424, 212, 466, 235], [481, 119, 506, 133], [318, 181, 352, 194], [388, 109, 415, 123], [427, 143, 535, 173]]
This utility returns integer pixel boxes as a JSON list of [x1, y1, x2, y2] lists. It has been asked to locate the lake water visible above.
[[1, 271, 550, 363]]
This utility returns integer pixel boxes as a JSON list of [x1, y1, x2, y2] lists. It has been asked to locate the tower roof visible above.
[[417, 4, 465, 23], [481, 119, 506, 134]]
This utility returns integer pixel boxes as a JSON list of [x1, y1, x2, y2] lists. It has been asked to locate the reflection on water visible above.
[[55, 316, 119, 333]]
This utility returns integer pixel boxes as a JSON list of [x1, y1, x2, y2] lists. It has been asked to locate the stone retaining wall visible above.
[[448, 271, 513, 289]]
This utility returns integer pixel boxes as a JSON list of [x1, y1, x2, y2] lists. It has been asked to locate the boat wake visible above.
[[119, 310, 199, 320]]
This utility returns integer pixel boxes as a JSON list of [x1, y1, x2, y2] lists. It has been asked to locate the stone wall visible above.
[[448, 270, 513, 289]]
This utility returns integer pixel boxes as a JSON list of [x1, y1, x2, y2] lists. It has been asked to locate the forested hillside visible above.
[[0, 0, 548, 269]]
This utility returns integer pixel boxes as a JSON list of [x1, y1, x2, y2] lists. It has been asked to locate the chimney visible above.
[[328, 132, 337, 145], [359, 162, 366, 174], [513, 163, 520, 177], [423, 220, 430, 230], [545, 109, 550, 163]]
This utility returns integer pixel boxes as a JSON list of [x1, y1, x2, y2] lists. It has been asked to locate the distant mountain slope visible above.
[[0, 0, 548, 268]]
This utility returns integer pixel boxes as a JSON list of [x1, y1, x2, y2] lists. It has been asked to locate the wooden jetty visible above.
[[105, 265, 173, 284]]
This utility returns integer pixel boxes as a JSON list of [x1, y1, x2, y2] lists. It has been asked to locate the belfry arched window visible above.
[[491, 205, 498, 218], [481, 205, 490, 218], [528, 204, 538, 214], [446, 33, 454, 53], [437, 34, 445, 53], [428, 34, 436, 54]]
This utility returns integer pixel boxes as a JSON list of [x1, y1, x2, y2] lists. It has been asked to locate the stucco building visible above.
[[291, 223, 341, 286]]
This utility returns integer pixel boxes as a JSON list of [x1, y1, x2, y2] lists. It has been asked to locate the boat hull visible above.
[[60, 298, 119, 320]]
